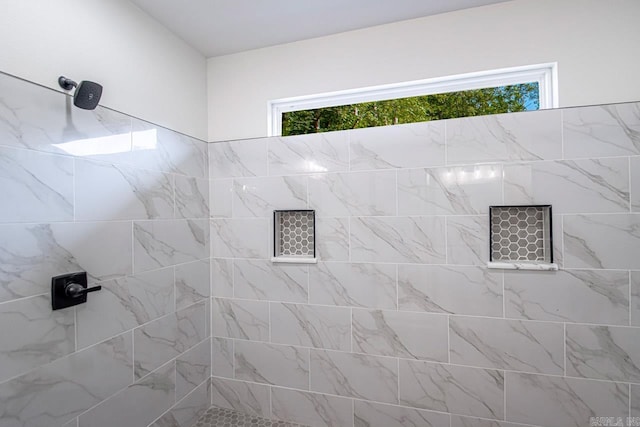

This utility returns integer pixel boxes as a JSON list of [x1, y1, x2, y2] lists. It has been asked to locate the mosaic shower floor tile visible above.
[[193, 407, 307, 427]]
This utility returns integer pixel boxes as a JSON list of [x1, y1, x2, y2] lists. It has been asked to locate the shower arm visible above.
[[58, 76, 78, 91]]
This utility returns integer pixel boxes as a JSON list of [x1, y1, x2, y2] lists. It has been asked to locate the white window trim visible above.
[[267, 63, 558, 136]]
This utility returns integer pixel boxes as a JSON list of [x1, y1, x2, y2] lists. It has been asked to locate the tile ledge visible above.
[[487, 261, 558, 271], [271, 257, 317, 264]]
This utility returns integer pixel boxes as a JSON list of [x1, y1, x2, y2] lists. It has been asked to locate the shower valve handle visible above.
[[64, 282, 102, 298]]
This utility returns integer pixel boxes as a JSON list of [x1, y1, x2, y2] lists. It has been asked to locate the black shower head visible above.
[[58, 76, 103, 110]]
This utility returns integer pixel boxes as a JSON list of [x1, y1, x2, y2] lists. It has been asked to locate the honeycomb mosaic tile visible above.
[[490, 205, 552, 263], [273, 210, 315, 258], [193, 407, 306, 427]]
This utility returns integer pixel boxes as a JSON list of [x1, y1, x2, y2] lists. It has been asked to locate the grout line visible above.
[[268, 302, 272, 342], [396, 357, 400, 404], [74, 307, 78, 353], [395, 169, 399, 216], [630, 270, 633, 327], [444, 121, 448, 166], [563, 322, 567, 377], [504, 368, 508, 421], [349, 308, 353, 353], [502, 272, 506, 318], [630, 156, 633, 213], [444, 216, 448, 264], [447, 315, 451, 364], [560, 109, 565, 160], [395, 264, 399, 310]]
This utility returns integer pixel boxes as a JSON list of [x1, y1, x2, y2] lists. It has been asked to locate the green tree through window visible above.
[[282, 83, 539, 136]]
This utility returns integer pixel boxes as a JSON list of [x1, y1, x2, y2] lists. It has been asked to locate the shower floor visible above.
[[193, 407, 307, 427]]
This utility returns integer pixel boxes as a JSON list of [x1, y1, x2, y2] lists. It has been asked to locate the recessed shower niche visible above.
[[488, 205, 558, 270], [272, 209, 316, 264]]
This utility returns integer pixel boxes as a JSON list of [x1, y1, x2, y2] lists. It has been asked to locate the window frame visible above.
[[267, 63, 558, 136]]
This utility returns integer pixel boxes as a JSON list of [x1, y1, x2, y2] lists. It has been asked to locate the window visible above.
[[268, 63, 557, 136]]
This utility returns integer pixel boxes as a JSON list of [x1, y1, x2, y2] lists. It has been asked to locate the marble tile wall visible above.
[[209, 101, 640, 427], [0, 73, 211, 427]]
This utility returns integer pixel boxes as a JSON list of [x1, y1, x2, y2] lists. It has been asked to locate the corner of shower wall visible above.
[[0, 71, 212, 427]]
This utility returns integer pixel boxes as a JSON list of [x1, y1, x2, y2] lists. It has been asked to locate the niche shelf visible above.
[[487, 205, 558, 271], [272, 210, 317, 264]]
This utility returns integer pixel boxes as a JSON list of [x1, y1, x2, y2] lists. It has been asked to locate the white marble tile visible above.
[[632, 271, 640, 327], [505, 269, 629, 325], [563, 102, 640, 158], [353, 309, 447, 361], [0, 333, 133, 427], [309, 170, 396, 216], [234, 340, 309, 389], [564, 214, 640, 269], [234, 259, 308, 303], [175, 259, 210, 311], [176, 339, 211, 401], [131, 119, 207, 178], [211, 258, 233, 298], [133, 301, 207, 379], [77, 267, 174, 349], [75, 159, 174, 221], [271, 387, 353, 427], [450, 316, 564, 375], [0, 146, 73, 222], [504, 158, 630, 213], [566, 324, 640, 382], [315, 217, 349, 261], [211, 298, 269, 341], [0, 294, 75, 384], [270, 303, 351, 351], [398, 265, 503, 317], [354, 400, 450, 427], [134, 219, 209, 272], [446, 215, 489, 266], [400, 360, 504, 419], [175, 175, 209, 219], [79, 361, 175, 427], [212, 337, 234, 379], [0, 74, 132, 162], [351, 216, 446, 263], [349, 120, 445, 170], [505, 372, 629, 427], [268, 132, 349, 175], [552, 214, 564, 267], [398, 165, 502, 216], [310, 349, 398, 404], [211, 377, 270, 418], [633, 157, 640, 212], [233, 175, 307, 217], [210, 179, 233, 217], [0, 221, 132, 303], [632, 384, 640, 417], [210, 218, 269, 259], [209, 138, 268, 179], [447, 109, 562, 164], [309, 262, 397, 309], [152, 379, 210, 427]]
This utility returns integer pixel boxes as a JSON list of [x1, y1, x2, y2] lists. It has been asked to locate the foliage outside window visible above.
[[282, 83, 539, 136]]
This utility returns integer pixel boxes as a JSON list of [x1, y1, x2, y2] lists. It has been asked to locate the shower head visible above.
[[58, 76, 103, 110]]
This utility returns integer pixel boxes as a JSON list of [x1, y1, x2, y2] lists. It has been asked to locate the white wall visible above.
[[0, 0, 208, 139], [207, 0, 640, 141]]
